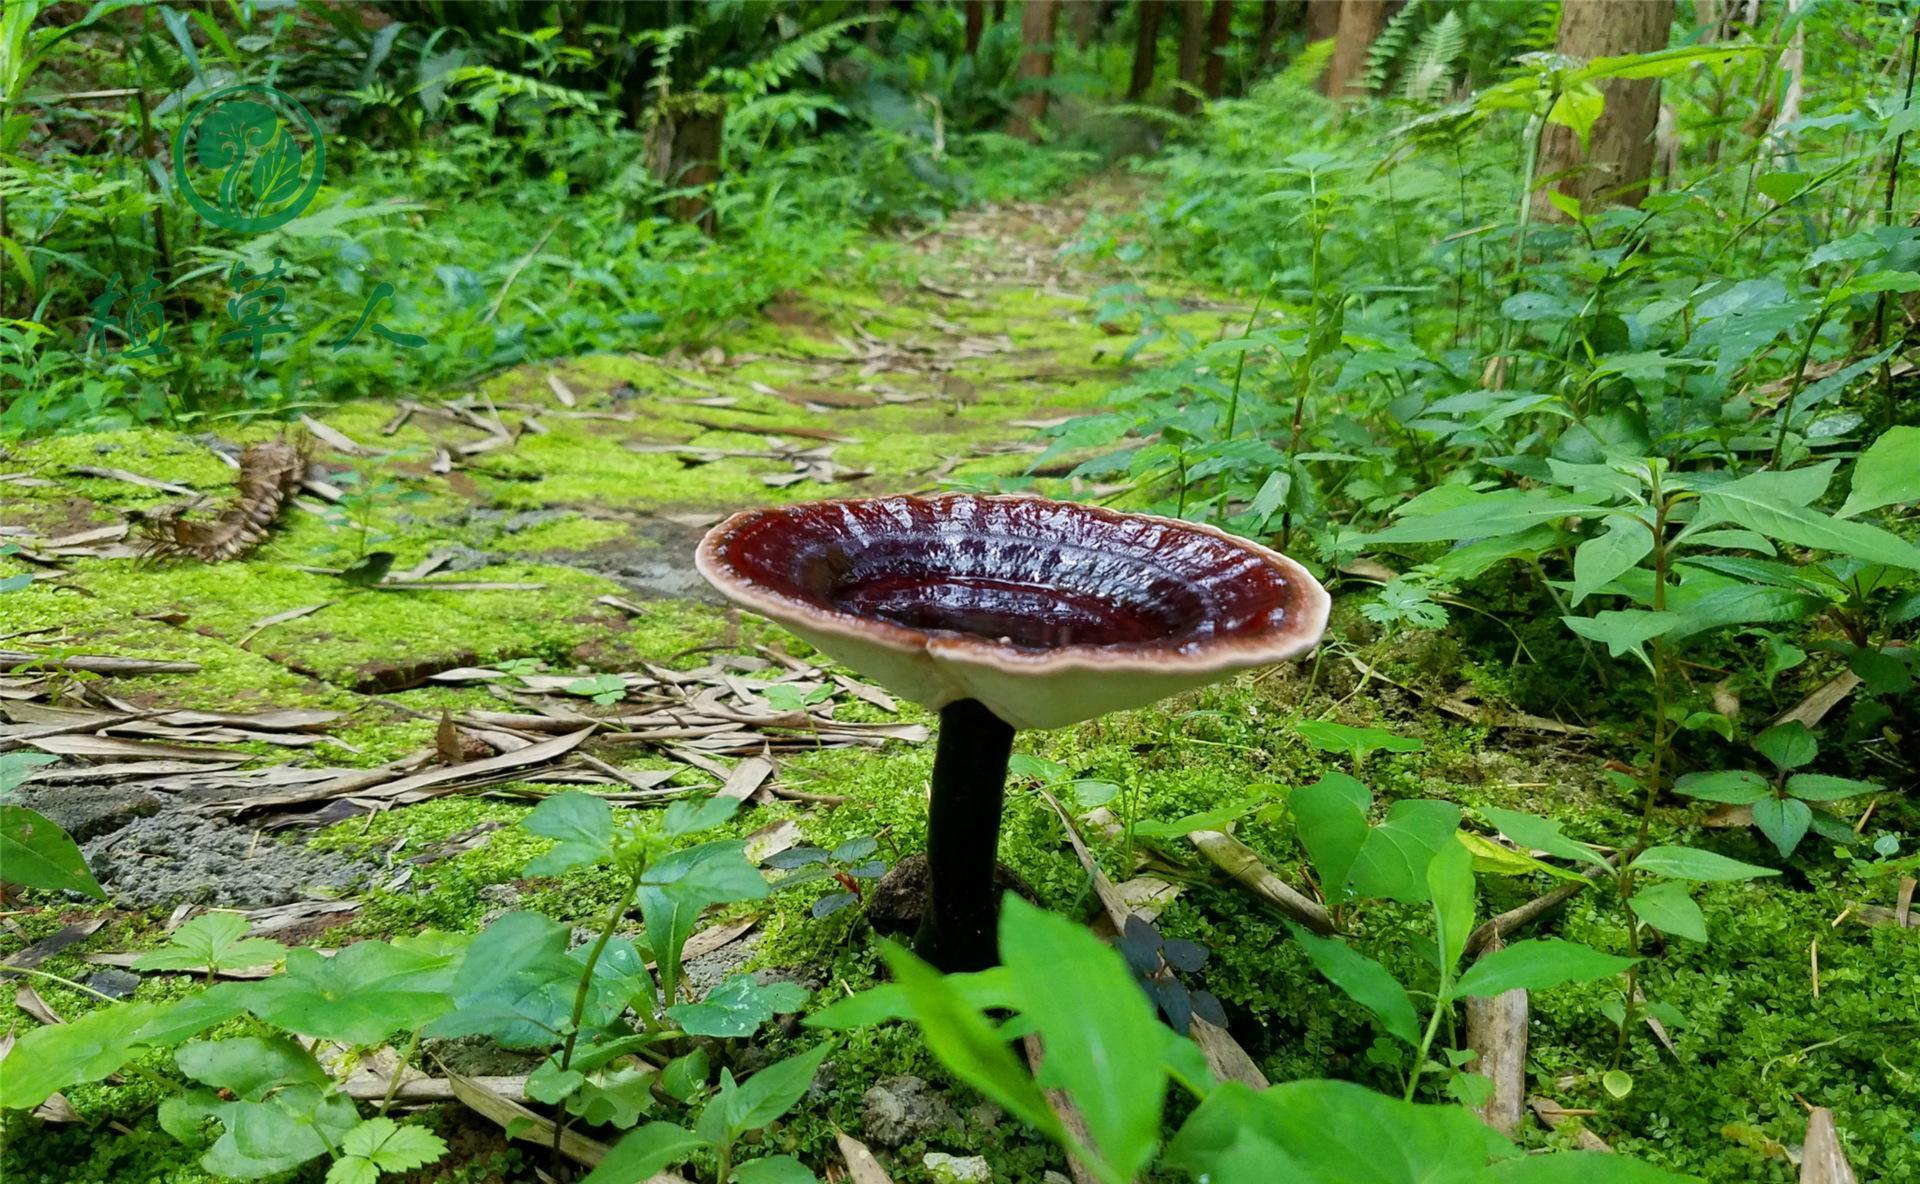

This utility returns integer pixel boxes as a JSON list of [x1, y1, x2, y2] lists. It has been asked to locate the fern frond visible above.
[[1279, 38, 1338, 93], [702, 14, 878, 102], [1364, 0, 1426, 94], [1402, 11, 1467, 102]]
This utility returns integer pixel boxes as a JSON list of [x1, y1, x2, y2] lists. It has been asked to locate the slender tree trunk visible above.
[[1536, 0, 1676, 214], [1174, 0, 1210, 113], [965, 0, 988, 53], [1322, 0, 1384, 98], [1129, 0, 1163, 99], [1256, 0, 1289, 67], [1305, 0, 1339, 42], [1203, 1, 1234, 97], [1009, 0, 1063, 140], [1066, 0, 1100, 47]]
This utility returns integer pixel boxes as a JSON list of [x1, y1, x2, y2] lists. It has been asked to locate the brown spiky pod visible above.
[[142, 438, 307, 563]]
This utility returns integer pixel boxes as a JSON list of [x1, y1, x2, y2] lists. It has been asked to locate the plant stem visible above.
[[1280, 171, 1327, 553], [4, 964, 122, 1003], [1770, 301, 1832, 469], [917, 699, 1016, 972], [1876, 13, 1920, 429], [1404, 998, 1448, 1102], [551, 865, 643, 1163]]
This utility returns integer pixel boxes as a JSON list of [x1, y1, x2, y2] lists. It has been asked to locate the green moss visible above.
[[490, 513, 627, 554]]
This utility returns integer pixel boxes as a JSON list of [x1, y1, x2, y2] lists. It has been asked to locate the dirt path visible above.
[[1, 180, 1240, 908]]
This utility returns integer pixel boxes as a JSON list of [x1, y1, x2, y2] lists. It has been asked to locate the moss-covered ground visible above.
[[2, 185, 1916, 1184]]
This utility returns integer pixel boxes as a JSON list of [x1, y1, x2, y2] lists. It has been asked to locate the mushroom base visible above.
[[914, 698, 1016, 972]]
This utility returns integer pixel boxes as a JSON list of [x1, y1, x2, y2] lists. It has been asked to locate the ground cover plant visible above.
[[1, 2, 1917, 1183]]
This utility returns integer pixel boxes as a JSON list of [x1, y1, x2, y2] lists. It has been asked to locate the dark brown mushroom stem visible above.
[[917, 698, 1016, 972]]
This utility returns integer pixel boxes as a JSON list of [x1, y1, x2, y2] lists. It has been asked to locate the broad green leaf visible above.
[[879, 942, 1064, 1144], [526, 1060, 585, 1104], [1427, 839, 1475, 977], [1001, 896, 1165, 1179], [1573, 44, 1761, 84], [667, 973, 808, 1038], [567, 1063, 659, 1128], [664, 793, 740, 838], [1286, 924, 1419, 1045], [429, 911, 581, 1047], [1296, 720, 1424, 764], [641, 840, 768, 1004], [1453, 939, 1635, 998], [1630, 846, 1780, 881], [733, 1155, 819, 1183], [1754, 721, 1818, 772], [1628, 882, 1707, 942], [133, 982, 255, 1048], [1785, 773, 1880, 801], [803, 966, 1018, 1030], [1672, 770, 1769, 805], [578, 1123, 706, 1184], [1349, 800, 1462, 905], [0, 1001, 163, 1110], [199, 1087, 359, 1180], [177, 1036, 325, 1098], [0, 751, 55, 795], [1839, 426, 1920, 517], [325, 1160, 377, 1184], [1360, 489, 1609, 544], [1562, 610, 1680, 662], [1696, 485, 1920, 572], [522, 792, 615, 875], [1477, 807, 1611, 870], [0, 805, 105, 898], [1571, 515, 1653, 605], [1751, 797, 1812, 857], [135, 913, 286, 974], [1290, 772, 1371, 898], [1163, 1078, 1512, 1183], [1547, 81, 1604, 148], [724, 1042, 834, 1138], [241, 942, 457, 1045]]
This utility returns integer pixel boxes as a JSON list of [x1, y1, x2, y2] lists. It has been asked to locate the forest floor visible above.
[[3, 181, 1917, 1184]]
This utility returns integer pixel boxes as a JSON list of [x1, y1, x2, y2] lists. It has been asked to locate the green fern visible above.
[[1519, 1, 1562, 53], [1279, 37, 1338, 93], [1402, 11, 1467, 102], [1364, 0, 1426, 94], [701, 14, 877, 103]]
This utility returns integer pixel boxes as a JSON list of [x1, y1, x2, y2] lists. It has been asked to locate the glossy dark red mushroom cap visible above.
[[696, 494, 1331, 730]]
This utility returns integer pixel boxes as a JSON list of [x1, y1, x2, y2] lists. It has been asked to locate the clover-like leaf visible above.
[[136, 913, 286, 975]]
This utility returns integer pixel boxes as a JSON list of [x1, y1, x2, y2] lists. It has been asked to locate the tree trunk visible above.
[[1322, 0, 1384, 98], [1203, 1, 1234, 97], [1066, 0, 1099, 47], [648, 102, 724, 232], [1008, 0, 1062, 140], [965, 0, 988, 53], [1174, 0, 1210, 113], [1305, 0, 1339, 42], [1128, 0, 1162, 99], [1256, 0, 1291, 67], [1535, 0, 1676, 214]]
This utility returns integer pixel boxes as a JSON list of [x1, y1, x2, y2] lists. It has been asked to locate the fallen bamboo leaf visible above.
[[236, 602, 338, 650], [68, 465, 198, 495], [444, 1068, 610, 1167], [745, 818, 803, 864], [1530, 1096, 1612, 1151], [1, 920, 106, 972], [547, 374, 577, 407], [299, 415, 366, 456], [0, 652, 200, 676], [1188, 829, 1334, 936], [718, 756, 775, 803], [373, 727, 595, 805], [1775, 671, 1862, 729], [835, 1131, 894, 1184], [15, 985, 65, 1025], [25, 735, 254, 762]]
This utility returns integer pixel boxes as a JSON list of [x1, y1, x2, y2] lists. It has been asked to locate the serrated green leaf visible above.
[[1754, 721, 1818, 771], [1785, 773, 1880, 801], [1672, 770, 1770, 805], [135, 913, 286, 974], [1751, 796, 1812, 857], [522, 792, 614, 875]]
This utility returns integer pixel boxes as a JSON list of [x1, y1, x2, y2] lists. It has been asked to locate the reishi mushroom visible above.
[[696, 493, 1330, 971]]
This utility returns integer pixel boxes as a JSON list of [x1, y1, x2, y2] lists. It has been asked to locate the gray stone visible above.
[[82, 813, 374, 908], [923, 1152, 991, 1183], [861, 1075, 959, 1149], [85, 969, 142, 999], [16, 784, 163, 842]]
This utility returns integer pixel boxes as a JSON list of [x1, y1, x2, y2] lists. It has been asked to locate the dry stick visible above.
[[1187, 829, 1335, 936], [1463, 855, 1619, 962], [1463, 937, 1528, 1138]]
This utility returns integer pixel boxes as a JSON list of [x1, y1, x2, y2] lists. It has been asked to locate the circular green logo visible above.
[[171, 83, 325, 233]]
